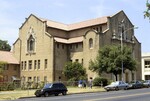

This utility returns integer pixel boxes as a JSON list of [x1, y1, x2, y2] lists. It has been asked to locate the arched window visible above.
[[27, 35, 35, 52], [121, 26, 126, 40], [89, 38, 93, 49]]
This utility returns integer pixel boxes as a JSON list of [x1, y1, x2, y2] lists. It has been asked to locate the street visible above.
[[9, 88, 150, 101]]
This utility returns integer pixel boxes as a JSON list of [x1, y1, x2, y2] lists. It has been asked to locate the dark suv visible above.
[[35, 82, 68, 97]]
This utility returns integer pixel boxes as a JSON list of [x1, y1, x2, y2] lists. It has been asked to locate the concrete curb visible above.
[[19, 90, 106, 99]]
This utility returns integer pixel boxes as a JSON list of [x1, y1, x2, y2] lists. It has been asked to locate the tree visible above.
[[144, 0, 150, 20], [63, 62, 87, 81], [0, 61, 7, 79], [89, 45, 137, 81], [0, 39, 11, 51]]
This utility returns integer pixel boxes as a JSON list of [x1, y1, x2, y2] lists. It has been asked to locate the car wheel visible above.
[[36, 94, 41, 97], [62, 91, 67, 95], [115, 87, 119, 91], [44, 92, 49, 97], [124, 86, 128, 90], [55, 93, 58, 96], [146, 85, 148, 88]]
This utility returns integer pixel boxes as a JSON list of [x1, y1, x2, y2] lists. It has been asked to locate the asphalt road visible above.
[[9, 88, 150, 101]]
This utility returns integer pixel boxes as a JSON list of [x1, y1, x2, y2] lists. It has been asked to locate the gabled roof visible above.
[[39, 16, 108, 31], [68, 16, 108, 30], [21, 11, 132, 31], [0, 51, 19, 64], [40, 18, 68, 30]]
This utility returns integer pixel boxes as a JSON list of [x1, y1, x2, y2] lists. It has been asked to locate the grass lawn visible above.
[[0, 87, 105, 100], [0, 90, 36, 100]]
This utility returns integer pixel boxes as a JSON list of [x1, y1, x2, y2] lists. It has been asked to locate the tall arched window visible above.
[[121, 25, 126, 40], [89, 38, 93, 49], [27, 35, 35, 52]]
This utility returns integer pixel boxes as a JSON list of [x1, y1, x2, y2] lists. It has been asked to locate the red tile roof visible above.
[[39, 16, 108, 31], [0, 51, 19, 64], [40, 18, 68, 30], [68, 16, 108, 30]]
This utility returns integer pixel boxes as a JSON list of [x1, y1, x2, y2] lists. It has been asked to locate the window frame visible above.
[[34, 60, 37, 70], [44, 59, 48, 69], [89, 38, 93, 49], [28, 60, 32, 70], [27, 35, 35, 53], [38, 60, 40, 69]]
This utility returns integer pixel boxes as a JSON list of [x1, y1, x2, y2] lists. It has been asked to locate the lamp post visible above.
[[120, 23, 138, 81]]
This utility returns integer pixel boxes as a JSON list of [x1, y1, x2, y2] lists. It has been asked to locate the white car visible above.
[[143, 80, 150, 88], [104, 81, 128, 91]]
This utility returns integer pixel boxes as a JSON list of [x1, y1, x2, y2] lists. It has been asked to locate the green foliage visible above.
[[21, 83, 26, 90], [0, 61, 7, 75], [21, 81, 45, 89], [0, 39, 11, 51], [89, 45, 137, 80], [144, 0, 150, 20], [31, 82, 38, 89], [63, 62, 87, 81], [7, 82, 15, 90], [66, 78, 78, 86], [0, 61, 7, 67], [93, 77, 108, 87], [0, 82, 16, 91], [39, 81, 45, 89]]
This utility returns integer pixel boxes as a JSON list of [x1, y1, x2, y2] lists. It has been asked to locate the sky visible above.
[[0, 0, 149, 53]]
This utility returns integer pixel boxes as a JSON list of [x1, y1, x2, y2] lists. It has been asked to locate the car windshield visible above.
[[111, 82, 118, 85], [43, 83, 52, 88]]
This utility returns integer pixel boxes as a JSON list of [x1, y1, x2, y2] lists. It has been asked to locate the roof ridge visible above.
[[40, 16, 108, 31], [39, 17, 68, 26], [68, 16, 109, 25], [39, 15, 109, 26]]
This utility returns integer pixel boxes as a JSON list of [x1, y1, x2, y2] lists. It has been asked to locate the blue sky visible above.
[[0, 0, 149, 53]]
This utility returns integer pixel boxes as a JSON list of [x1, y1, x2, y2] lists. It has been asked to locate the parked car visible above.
[[104, 81, 128, 91], [128, 81, 143, 89], [143, 80, 150, 88], [35, 82, 68, 97]]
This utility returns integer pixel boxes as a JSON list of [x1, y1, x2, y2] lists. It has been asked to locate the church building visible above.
[[12, 10, 141, 83]]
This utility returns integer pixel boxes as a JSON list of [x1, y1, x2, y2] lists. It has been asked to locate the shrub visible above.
[[26, 81, 33, 89], [31, 82, 38, 89], [0, 82, 15, 91], [7, 82, 15, 90], [21, 83, 26, 90], [93, 77, 108, 87], [66, 78, 78, 86], [38, 81, 45, 89]]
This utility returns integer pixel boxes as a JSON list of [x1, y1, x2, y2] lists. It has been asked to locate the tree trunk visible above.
[[115, 74, 118, 81]]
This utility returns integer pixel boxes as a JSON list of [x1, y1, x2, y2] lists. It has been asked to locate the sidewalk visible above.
[[0, 87, 105, 100]]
